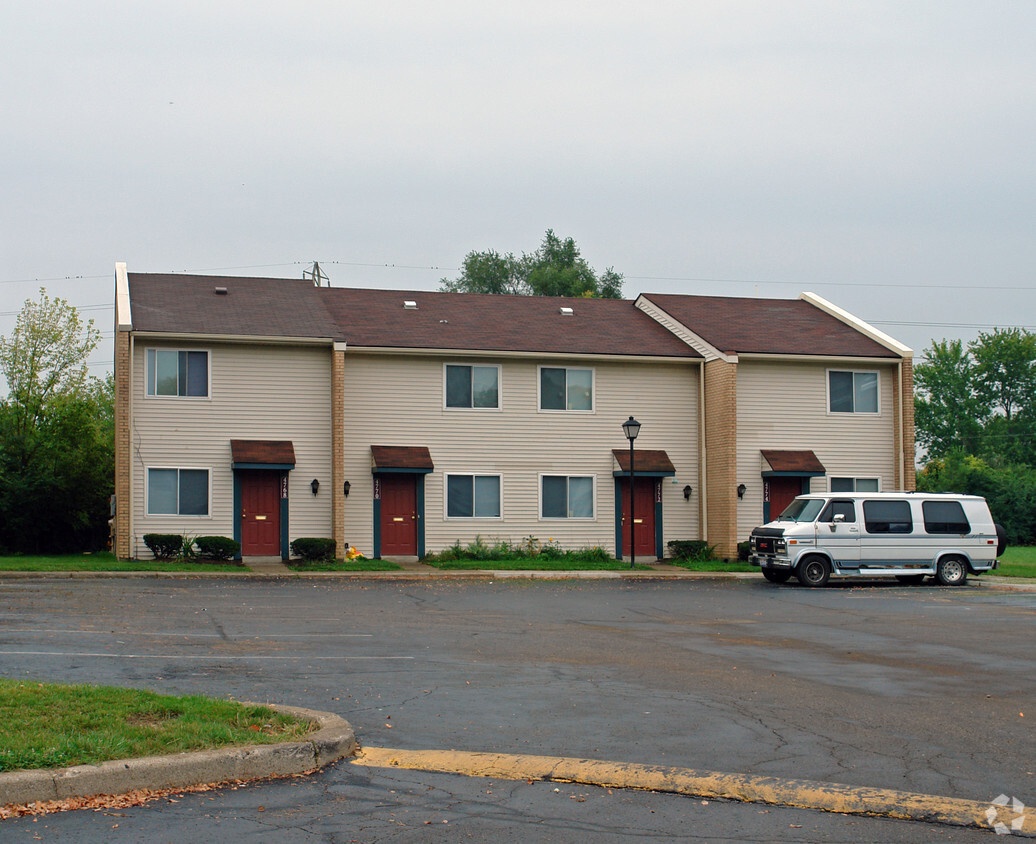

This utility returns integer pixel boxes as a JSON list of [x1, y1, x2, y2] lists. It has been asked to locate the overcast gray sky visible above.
[[2, 0, 1034, 380]]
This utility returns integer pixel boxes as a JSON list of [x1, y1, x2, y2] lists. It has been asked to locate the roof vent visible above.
[[559, 306, 574, 316], [214, 287, 228, 295], [403, 300, 418, 310]]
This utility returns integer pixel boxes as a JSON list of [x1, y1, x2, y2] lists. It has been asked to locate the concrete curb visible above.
[[354, 747, 1035, 837], [0, 705, 355, 808]]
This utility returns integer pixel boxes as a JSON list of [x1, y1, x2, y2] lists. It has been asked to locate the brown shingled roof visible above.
[[641, 293, 898, 358], [129, 273, 342, 339], [320, 288, 701, 358]]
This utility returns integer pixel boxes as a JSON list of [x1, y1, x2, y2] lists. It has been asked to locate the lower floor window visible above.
[[446, 474, 501, 518], [147, 468, 209, 515], [541, 475, 594, 519], [830, 477, 880, 493]]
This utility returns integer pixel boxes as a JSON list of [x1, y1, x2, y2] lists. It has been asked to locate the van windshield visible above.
[[776, 498, 825, 522]]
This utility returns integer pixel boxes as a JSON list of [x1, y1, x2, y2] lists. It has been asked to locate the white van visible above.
[[749, 492, 1005, 587]]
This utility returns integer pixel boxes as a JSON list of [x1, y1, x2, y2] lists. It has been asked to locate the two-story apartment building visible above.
[[113, 264, 913, 561]]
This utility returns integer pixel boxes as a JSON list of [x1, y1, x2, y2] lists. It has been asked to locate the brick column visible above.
[[330, 347, 346, 557], [704, 359, 738, 559], [898, 359, 916, 491], [114, 330, 132, 559]]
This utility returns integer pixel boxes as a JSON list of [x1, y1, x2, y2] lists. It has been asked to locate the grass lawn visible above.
[[286, 559, 402, 572], [994, 545, 1036, 578], [0, 680, 313, 772], [0, 552, 243, 573]]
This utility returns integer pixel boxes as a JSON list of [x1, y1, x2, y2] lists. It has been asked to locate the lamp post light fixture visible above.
[[343, 480, 351, 497], [622, 416, 641, 568], [737, 483, 747, 500], [311, 478, 320, 496]]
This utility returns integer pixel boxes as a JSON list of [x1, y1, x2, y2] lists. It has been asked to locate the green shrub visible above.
[[667, 539, 715, 561], [143, 534, 183, 560], [290, 538, 336, 562], [737, 541, 751, 562], [194, 536, 240, 561]]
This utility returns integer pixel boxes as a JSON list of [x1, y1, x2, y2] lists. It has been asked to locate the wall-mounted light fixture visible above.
[[737, 483, 747, 499], [311, 478, 320, 496], [683, 485, 693, 500], [343, 480, 351, 497]]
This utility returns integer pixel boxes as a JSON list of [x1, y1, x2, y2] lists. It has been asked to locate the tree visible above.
[[914, 328, 1036, 465], [0, 290, 113, 553], [441, 230, 624, 298], [913, 339, 985, 459]]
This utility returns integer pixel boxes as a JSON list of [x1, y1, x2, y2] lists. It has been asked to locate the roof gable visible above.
[[640, 293, 900, 358]]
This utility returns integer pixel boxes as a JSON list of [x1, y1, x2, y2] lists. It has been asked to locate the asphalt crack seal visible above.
[[352, 746, 1034, 837]]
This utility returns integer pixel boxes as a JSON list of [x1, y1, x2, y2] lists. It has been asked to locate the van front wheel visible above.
[[797, 556, 831, 587], [936, 556, 968, 586]]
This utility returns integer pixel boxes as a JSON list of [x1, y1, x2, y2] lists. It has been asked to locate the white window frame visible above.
[[442, 363, 502, 411], [537, 365, 595, 413], [145, 467, 212, 517], [443, 473, 503, 519], [827, 369, 879, 415], [829, 476, 881, 493], [538, 474, 597, 520], [145, 348, 211, 400]]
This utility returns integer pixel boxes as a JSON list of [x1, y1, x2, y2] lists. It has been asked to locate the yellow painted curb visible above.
[[353, 747, 1033, 836]]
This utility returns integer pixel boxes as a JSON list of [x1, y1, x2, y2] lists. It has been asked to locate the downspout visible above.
[[698, 360, 707, 541], [897, 359, 905, 490]]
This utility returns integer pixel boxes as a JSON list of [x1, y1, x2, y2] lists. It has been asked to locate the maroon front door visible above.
[[241, 471, 281, 556], [621, 477, 657, 559], [766, 476, 803, 520], [379, 474, 417, 556]]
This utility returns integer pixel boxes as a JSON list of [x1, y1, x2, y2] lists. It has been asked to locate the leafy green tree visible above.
[[914, 328, 1036, 465], [0, 290, 113, 553], [913, 339, 986, 458], [441, 230, 624, 298]]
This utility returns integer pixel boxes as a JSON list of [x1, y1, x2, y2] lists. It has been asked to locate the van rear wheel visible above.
[[762, 569, 792, 584], [936, 556, 968, 586], [796, 556, 831, 587]]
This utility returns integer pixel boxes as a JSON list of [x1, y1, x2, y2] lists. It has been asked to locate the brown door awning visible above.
[[371, 445, 434, 473], [761, 449, 825, 475], [231, 440, 296, 468], [611, 449, 676, 476]]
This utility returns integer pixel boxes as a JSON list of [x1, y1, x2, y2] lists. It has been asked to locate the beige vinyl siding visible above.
[[130, 340, 331, 558], [341, 353, 700, 557], [735, 359, 898, 539]]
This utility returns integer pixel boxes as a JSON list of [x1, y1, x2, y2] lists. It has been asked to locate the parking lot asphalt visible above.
[[0, 576, 1032, 842]]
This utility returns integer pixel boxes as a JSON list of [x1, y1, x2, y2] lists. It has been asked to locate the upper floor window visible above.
[[147, 468, 209, 516], [446, 474, 501, 518], [146, 349, 208, 397], [541, 475, 595, 519], [445, 364, 499, 409], [540, 367, 593, 411], [829, 370, 878, 414]]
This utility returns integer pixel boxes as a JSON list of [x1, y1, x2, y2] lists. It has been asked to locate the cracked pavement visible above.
[[0, 577, 1032, 842]]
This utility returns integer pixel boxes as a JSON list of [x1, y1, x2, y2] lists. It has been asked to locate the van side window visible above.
[[819, 500, 856, 523], [922, 500, 971, 534], [863, 500, 913, 534]]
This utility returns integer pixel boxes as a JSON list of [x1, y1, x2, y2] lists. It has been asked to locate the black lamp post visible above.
[[622, 416, 641, 568]]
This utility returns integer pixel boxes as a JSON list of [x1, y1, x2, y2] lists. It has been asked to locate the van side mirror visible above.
[[833, 513, 846, 523]]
